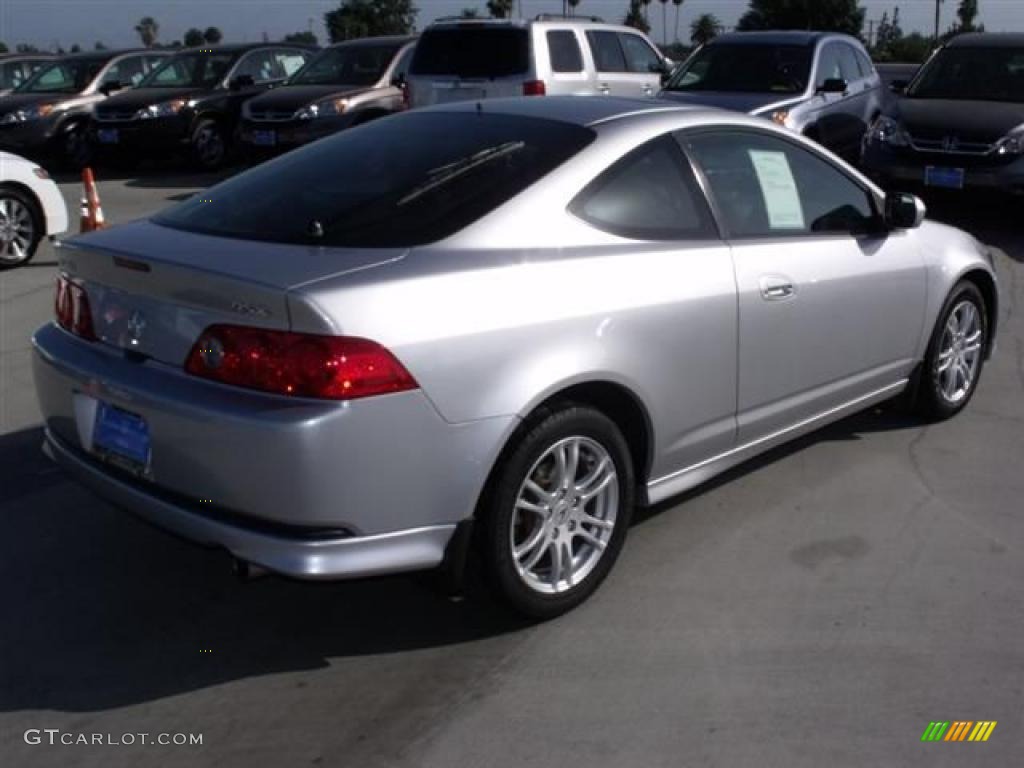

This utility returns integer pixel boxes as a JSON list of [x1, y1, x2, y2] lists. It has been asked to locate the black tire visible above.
[[0, 185, 43, 270], [191, 118, 227, 171], [478, 404, 634, 619], [916, 280, 988, 420]]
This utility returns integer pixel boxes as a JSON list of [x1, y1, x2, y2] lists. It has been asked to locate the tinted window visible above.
[[275, 51, 309, 78], [547, 30, 583, 73], [142, 52, 235, 88], [292, 44, 400, 86], [908, 46, 1024, 102], [854, 48, 874, 78], [411, 28, 529, 78], [837, 44, 862, 83], [686, 131, 875, 238], [587, 31, 627, 73], [619, 33, 661, 74], [1, 62, 25, 90], [234, 50, 280, 83], [816, 44, 844, 87], [571, 135, 716, 241], [666, 44, 812, 94], [102, 55, 147, 87], [156, 113, 595, 248], [17, 58, 106, 93]]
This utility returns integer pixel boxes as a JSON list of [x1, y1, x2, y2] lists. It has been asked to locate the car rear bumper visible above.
[[43, 427, 457, 579], [32, 322, 516, 577], [862, 143, 1024, 194]]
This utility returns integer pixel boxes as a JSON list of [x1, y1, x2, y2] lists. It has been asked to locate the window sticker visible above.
[[748, 149, 805, 230]]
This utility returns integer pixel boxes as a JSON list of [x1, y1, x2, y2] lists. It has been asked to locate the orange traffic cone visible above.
[[80, 167, 106, 232]]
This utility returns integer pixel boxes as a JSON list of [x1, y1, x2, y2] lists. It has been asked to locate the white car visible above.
[[0, 151, 68, 268]]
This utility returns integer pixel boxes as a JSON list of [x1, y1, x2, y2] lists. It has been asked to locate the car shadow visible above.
[[0, 401, 920, 713]]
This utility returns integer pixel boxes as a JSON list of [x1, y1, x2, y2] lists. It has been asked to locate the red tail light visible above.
[[55, 275, 97, 341], [185, 325, 418, 401], [523, 80, 546, 96]]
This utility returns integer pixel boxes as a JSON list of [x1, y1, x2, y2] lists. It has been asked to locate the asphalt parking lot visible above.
[[1, 172, 1022, 767]]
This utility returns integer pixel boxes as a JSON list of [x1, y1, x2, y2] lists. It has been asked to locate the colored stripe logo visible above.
[[921, 721, 997, 742]]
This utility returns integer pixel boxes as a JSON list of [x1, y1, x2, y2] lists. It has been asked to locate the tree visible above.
[[15, 43, 39, 53], [568, 0, 581, 17], [486, 0, 514, 17], [324, 0, 418, 42], [738, 0, 865, 37], [460, 7, 479, 18], [690, 13, 722, 46], [641, 0, 652, 23], [284, 30, 318, 45], [70, 43, 81, 52], [672, 0, 684, 43], [94, 41, 107, 50], [946, 0, 982, 36], [624, 0, 651, 34], [184, 27, 204, 47], [134, 17, 159, 47], [203, 27, 223, 44], [0, 42, 7, 54], [888, 32, 934, 62]]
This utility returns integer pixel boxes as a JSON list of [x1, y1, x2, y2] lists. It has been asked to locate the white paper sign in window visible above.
[[748, 149, 805, 230]]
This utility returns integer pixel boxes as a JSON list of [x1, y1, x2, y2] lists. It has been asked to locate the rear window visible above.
[[154, 112, 595, 248], [410, 27, 529, 78]]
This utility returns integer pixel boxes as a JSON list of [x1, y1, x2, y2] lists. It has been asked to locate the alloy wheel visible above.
[[0, 197, 36, 265], [510, 436, 619, 595], [934, 299, 983, 404]]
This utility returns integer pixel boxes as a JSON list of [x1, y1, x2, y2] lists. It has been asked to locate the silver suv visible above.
[[406, 14, 671, 107], [660, 31, 884, 163]]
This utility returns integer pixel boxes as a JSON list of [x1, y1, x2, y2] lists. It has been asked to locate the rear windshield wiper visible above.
[[397, 141, 525, 206]]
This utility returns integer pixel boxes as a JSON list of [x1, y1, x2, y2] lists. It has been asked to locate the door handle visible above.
[[759, 276, 796, 301], [642, 84, 653, 96], [598, 83, 610, 95]]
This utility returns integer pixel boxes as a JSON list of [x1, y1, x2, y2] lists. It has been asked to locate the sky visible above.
[[0, 0, 1021, 51]]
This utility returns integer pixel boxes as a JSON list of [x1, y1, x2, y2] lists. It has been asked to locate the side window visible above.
[[838, 44, 862, 83], [586, 30, 627, 73], [685, 131, 875, 238], [547, 30, 584, 73], [103, 56, 147, 87], [816, 44, 843, 88], [2, 62, 23, 89], [145, 55, 168, 74], [618, 33, 662, 74], [233, 50, 277, 83], [392, 45, 416, 78], [570, 135, 717, 241], [274, 50, 309, 78], [854, 48, 875, 79]]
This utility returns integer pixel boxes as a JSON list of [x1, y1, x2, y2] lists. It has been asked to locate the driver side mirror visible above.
[[817, 78, 848, 95], [885, 192, 926, 229], [229, 74, 255, 91], [99, 81, 123, 96], [390, 73, 406, 89], [889, 79, 909, 95]]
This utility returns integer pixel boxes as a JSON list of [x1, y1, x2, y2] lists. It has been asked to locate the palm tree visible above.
[[672, 0, 684, 44], [690, 13, 722, 46], [641, 0, 652, 24], [134, 16, 159, 48], [486, 0, 515, 18], [658, 0, 669, 46], [568, 0, 581, 16]]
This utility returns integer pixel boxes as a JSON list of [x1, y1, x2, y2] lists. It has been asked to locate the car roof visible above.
[[0, 52, 56, 60], [55, 48, 154, 61], [327, 35, 416, 48], [425, 16, 636, 31], [945, 32, 1024, 48], [707, 30, 848, 46], [421, 95, 707, 127], [175, 42, 316, 54]]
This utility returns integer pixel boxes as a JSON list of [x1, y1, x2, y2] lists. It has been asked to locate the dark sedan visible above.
[[862, 33, 1024, 195], [239, 36, 415, 158], [90, 44, 314, 170]]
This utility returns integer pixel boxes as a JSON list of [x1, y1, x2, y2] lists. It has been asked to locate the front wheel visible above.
[[478, 405, 634, 619], [917, 281, 988, 420], [191, 119, 227, 170], [0, 186, 43, 269], [61, 122, 92, 170]]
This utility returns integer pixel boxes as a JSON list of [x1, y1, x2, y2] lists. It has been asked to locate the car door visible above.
[[568, 134, 738, 478], [683, 128, 926, 444], [585, 30, 631, 96], [807, 42, 857, 156], [617, 31, 664, 98]]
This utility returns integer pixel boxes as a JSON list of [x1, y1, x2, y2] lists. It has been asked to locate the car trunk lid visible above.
[[57, 219, 406, 366]]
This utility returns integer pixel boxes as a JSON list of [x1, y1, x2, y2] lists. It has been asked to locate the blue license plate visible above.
[[925, 166, 964, 189], [97, 128, 119, 144], [252, 130, 276, 147], [93, 402, 150, 473]]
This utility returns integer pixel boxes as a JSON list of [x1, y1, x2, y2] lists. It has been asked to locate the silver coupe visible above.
[[33, 97, 998, 618]]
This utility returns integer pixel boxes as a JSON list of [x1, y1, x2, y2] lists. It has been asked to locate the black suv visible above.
[[90, 43, 315, 170]]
